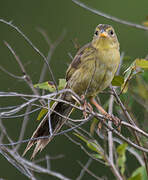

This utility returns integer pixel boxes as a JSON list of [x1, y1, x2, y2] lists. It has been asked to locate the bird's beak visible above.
[[99, 32, 108, 38]]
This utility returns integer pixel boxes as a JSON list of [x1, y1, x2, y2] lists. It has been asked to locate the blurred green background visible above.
[[0, 0, 148, 179]]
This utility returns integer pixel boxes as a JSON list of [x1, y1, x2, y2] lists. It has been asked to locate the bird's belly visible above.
[[86, 64, 116, 96], [69, 61, 117, 97]]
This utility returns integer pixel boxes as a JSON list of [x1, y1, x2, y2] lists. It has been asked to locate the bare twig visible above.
[[76, 158, 93, 180], [14, 104, 32, 151], [4, 41, 45, 106], [0, 18, 58, 91], [113, 137, 144, 166], [0, 65, 23, 79], [67, 128, 122, 180], [112, 87, 148, 174], [38, 28, 66, 83], [121, 121, 148, 139], [65, 134, 106, 165], [72, 0, 148, 31], [77, 160, 103, 180], [108, 95, 114, 164], [97, 116, 148, 153], [0, 146, 71, 180], [47, 99, 52, 136], [0, 119, 14, 146], [107, 52, 123, 171]]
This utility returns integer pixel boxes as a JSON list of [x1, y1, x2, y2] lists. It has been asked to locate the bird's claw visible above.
[[81, 95, 93, 118], [105, 113, 121, 127]]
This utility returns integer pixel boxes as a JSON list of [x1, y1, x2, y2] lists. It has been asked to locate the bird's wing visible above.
[[66, 42, 96, 81]]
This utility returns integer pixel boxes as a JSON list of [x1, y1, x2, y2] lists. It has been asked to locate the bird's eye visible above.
[[108, 29, 114, 36], [95, 30, 98, 36]]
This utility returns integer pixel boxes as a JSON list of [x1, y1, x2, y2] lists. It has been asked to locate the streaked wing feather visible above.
[[66, 43, 93, 81]]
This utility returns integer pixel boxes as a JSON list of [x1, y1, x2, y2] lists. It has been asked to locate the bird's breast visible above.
[[68, 48, 120, 97], [94, 48, 120, 93]]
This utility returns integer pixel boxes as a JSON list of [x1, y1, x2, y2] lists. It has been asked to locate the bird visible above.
[[23, 24, 120, 158]]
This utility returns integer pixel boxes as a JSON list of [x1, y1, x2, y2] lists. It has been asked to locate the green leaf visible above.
[[128, 166, 148, 180], [34, 78, 66, 92], [121, 59, 143, 93], [90, 118, 98, 136], [128, 173, 142, 180], [74, 133, 104, 157], [117, 143, 128, 155], [135, 59, 148, 69], [37, 108, 48, 121], [117, 143, 128, 175], [92, 153, 103, 160], [112, 75, 124, 86], [143, 21, 148, 27], [121, 63, 133, 93], [136, 77, 148, 100], [58, 78, 66, 90], [36, 101, 55, 121], [34, 81, 56, 92], [86, 141, 100, 153], [74, 133, 88, 143]]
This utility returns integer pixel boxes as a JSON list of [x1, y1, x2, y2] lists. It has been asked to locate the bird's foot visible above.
[[97, 114, 121, 133], [81, 95, 93, 118], [105, 113, 121, 127]]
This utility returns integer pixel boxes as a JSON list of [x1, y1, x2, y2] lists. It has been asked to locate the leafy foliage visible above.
[[121, 58, 147, 93], [112, 75, 124, 86], [34, 78, 66, 92], [117, 143, 128, 175], [128, 166, 148, 180]]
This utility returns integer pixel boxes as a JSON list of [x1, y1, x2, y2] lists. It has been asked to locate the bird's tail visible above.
[[23, 92, 75, 158]]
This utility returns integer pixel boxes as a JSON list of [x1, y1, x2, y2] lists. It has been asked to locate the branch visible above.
[[107, 52, 123, 173], [14, 104, 32, 152], [98, 116, 148, 153], [4, 41, 45, 105], [0, 146, 71, 180], [72, 0, 148, 31], [77, 160, 102, 180], [112, 87, 148, 174], [0, 18, 58, 91], [38, 28, 66, 83]]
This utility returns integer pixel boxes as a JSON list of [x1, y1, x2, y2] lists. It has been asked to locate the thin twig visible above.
[[0, 18, 58, 91], [0, 146, 71, 180], [96, 115, 148, 153], [113, 137, 144, 166], [38, 29, 66, 83], [0, 118, 14, 147], [76, 158, 93, 180], [48, 99, 52, 136], [107, 52, 123, 169], [108, 95, 114, 164], [4, 41, 45, 106], [67, 124, 122, 180], [0, 65, 23, 79], [14, 104, 32, 151], [65, 134, 106, 165], [121, 121, 148, 139], [77, 160, 103, 180], [72, 0, 148, 31], [112, 87, 148, 175]]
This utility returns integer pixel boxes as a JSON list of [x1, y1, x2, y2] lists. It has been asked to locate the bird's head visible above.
[[92, 24, 119, 50]]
